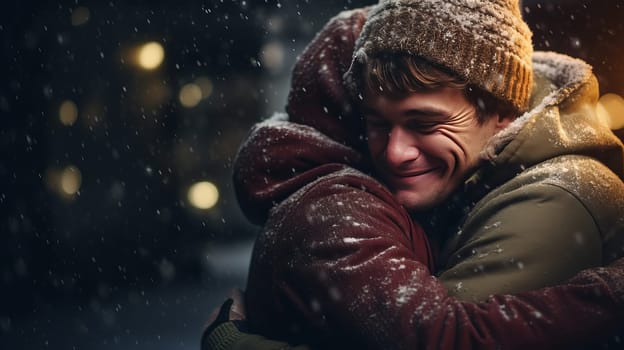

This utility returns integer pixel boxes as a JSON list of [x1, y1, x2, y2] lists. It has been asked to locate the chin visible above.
[[395, 192, 440, 212]]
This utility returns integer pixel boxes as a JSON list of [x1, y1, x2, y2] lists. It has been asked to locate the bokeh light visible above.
[[59, 100, 78, 126], [597, 93, 624, 130], [187, 181, 219, 209], [60, 166, 82, 196], [137, 42, 165, 70], [179, 83, 203, 108], [260, 41, 285, 73]]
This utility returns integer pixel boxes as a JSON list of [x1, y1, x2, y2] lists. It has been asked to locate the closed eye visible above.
[[405, 120, 440, 133]]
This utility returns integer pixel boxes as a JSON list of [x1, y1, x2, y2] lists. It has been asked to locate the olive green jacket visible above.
[[436, 51, 624, 301]]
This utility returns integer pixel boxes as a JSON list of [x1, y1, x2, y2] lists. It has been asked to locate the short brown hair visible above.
[[356, 53, 519, 123]]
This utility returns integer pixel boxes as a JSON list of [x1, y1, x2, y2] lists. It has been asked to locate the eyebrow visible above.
[[361, 105, 449, 119], [404, 108, 449, 118]]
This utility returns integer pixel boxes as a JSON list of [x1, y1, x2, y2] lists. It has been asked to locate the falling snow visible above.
[[3, 1, 624, 349]]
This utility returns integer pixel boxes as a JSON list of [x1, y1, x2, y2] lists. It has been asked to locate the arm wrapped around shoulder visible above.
[[245, 167, 624, 349], [232, 118, 367, 225]]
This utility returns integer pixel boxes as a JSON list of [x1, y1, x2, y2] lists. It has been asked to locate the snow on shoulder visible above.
[[482, 51, 594, 159]]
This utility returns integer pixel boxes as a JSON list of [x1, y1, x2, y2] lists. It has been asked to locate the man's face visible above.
[[363, 86, 511, 212]]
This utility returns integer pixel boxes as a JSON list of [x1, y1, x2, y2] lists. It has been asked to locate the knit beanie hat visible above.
[[347, 0, 534, 112]]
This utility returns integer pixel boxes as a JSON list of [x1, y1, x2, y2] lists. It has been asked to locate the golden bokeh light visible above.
[[597, 93, 624, 130], [188, 181, 219, 210], [179, 83, 203, 108], [60, 166, 82, 195], [137, 42, 165, 70], [260, 41, 285, 72], [59, 100, 78, 126], [71, 6, 90, 26]]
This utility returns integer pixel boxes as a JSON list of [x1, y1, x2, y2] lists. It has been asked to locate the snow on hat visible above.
[[348, 0, 534, 112]]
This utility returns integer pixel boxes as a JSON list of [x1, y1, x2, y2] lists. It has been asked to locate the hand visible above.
[[227, 288, 246, 320], [205, 288, 247, 327], [202, 289, 248, 349]]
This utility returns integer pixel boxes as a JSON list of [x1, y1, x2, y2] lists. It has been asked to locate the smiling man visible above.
[[343, 35, 624, 300], [203, 0, 624, 349], [361, 61, 514, 212]]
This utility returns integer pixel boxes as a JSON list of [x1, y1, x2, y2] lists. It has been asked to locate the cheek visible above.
[[420, 132, 457, 154], [434, 128, 472, 154], [419, 131, 471, 171], [433, 128, 489, 170], [464, 126, 495, 158]]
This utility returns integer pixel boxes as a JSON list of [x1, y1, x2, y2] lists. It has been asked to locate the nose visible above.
[[385, 126, 421, 167]]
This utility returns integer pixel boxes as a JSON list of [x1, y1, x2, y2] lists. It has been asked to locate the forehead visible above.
[[361, 86, 473, 115]]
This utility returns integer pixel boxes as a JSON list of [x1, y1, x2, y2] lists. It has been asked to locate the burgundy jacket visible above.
[[230, 8, 624, 350]]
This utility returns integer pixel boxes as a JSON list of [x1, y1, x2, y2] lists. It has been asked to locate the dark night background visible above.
[[1, 1, 623, 349]]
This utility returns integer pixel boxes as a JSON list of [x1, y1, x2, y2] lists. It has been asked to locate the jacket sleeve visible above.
[[437, 183, 602, 302], [232, 116, 366, 225], [206, 263, 624, 349], [260, 174, 624, 350], [203, 321, 314, 350]]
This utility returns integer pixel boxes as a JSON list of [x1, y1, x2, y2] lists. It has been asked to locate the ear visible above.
[[494, 113, 514, 130]]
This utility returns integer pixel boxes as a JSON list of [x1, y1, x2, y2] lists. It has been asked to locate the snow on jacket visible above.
[[435, 51, 624, 301], [234, 118, 624, 350], [215, 7, 624, 350]]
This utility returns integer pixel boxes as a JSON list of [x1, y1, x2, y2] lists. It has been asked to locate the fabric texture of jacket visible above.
[[207, 7, 624, 350], [434, 51, 624, 301]]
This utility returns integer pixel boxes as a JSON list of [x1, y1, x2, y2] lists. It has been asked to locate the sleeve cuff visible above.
[[202, 321, 245, 350]]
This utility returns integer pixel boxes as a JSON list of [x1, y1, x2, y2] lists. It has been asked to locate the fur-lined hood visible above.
[[477, 51, 624, 186]]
